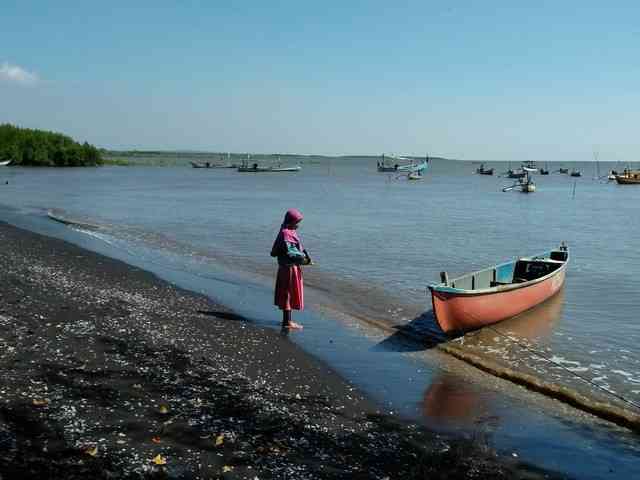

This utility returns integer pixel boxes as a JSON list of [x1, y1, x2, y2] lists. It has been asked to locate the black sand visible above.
[[0, 221, 567, 479]]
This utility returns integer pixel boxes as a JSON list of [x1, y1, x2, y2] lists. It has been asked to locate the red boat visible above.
[[428, 244, 569, 334]]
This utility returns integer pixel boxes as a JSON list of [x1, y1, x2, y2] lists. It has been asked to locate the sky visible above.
[[1, 1, 639, 160]]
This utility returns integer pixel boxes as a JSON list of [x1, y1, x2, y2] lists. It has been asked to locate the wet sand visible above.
[[0, 221, 565, 479]]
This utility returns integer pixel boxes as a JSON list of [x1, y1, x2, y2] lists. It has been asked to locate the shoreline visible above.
[[0, 221, 562, 479]]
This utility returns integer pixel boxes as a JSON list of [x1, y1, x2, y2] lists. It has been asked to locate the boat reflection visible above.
[[491, 287, 565, 341], [422, 290, 566, 429]]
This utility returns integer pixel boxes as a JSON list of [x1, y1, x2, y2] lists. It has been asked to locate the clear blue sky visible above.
[[1, 1, 639, 160]]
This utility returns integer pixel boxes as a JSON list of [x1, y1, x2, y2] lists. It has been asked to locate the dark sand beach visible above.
[[0, 221, 566, 479]]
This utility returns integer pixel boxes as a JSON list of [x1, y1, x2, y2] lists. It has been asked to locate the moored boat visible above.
[[476, 164, 494, 175], [519, 174, 536, 193], [570, 169, 581, 177], [428, 244, 569, 333], [615, 169, 640, 184], [506, 168, 526, 179], [0, 160, 11, 166], [558, 168, 569, 174], [238, 162, 301, 173]]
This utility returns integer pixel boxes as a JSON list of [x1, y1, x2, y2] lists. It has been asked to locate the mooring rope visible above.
[[486, 325, 640, 411]]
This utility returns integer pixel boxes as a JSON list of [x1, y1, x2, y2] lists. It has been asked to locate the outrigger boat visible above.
[[378, 154, 429, 172], [428, 243, 569, 333], [503, 172, 535, 192]]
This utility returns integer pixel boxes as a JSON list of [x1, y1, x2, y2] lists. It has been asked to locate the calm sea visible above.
[[1, 157, 639, 476]]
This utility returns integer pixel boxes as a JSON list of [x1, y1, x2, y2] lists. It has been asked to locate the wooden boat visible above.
[[377, 153, 409, 172], [519, 174, 536, 193], [191, 161, 236, 168], [476, 164, 494, 175], [378, 154, 429, 172], [428, 243, 569, 333], [506, 168, 526, 179], [0, 160, 11, 166], [238, 162, 301, 173], [503, 173, 535, 192], [615, 169, 640, 184]]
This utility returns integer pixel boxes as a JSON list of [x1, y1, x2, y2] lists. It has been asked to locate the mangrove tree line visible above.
[[0, 124, 102, 166]]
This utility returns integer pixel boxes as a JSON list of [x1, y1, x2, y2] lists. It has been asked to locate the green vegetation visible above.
[[0, 124, 102, 166]]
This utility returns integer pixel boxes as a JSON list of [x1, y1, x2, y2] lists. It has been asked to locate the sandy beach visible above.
[[0, 221, 566, 479]]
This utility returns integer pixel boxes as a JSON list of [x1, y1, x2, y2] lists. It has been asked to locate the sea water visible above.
[[1, 157, 639, 477]]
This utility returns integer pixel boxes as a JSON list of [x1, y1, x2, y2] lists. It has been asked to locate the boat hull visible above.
[[429, 257, 567, 333], [615, 175, 640, 184]]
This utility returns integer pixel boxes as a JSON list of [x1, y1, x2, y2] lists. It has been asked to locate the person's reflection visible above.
[[422, 373, 484, 424]]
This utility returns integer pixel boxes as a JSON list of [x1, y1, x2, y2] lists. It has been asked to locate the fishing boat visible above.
[[506, 168, 526, 179], [0, 160, 11, 166], [522, 161, 538, 173], [237, 159, 301, 173], [476, 164, 494, 175], [190, 161, 236, 168], [378, 154, 428, 172], [558, 168, 569, 174], [427, 243, 569, 333], [539, 163, 550, 175], [615, 169, 640, 184], [519, 174, 536, 193], [570, 169, 582, 177], [503, 172, 535, 192], [377, 154, 401, 172]]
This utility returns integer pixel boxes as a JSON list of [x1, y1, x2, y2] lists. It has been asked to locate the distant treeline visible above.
[[0, 124, 102, 166]]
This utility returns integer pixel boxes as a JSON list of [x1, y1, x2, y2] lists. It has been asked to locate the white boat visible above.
[[0, 160, 12, 166], [270, 165, 301, 172]]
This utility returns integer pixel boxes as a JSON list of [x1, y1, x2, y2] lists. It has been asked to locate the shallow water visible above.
[[1, 158, 640, 477]]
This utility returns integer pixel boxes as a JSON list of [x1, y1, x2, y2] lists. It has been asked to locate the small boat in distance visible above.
[[570, 169, 582, 177], [0, 160, 11, 166], [378, 154, 429, 172], [506, 168, 526, 179], [237, 156, 301, 173], [522, 161, 538, 173], [476, 164, 494, 175], [190, 161, 236, 168], [407, 171, 423, 180], [615, 168, 640, 184], [519, 173, 536, 193], [557, 168, 569, 174], [428, 243, 569, 333], [503, 172, 535, 193]]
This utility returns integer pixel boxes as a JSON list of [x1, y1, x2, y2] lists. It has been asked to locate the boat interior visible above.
[[444, 249, 568, 291]]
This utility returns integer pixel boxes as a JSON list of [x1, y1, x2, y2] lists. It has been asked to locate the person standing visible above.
[[270, 208, 311, 330]]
